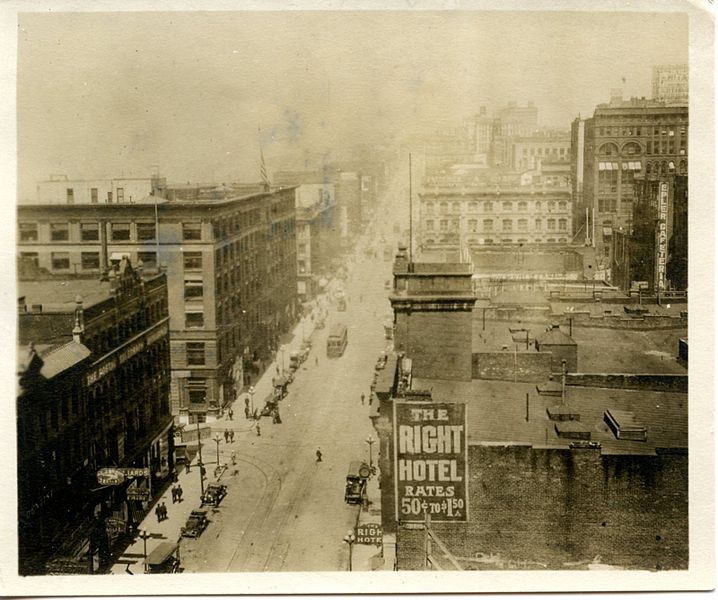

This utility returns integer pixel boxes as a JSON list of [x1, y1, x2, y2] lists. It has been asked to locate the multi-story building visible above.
[[652, 64, 689, 105], [419, 185, 573, 249], [17, 258, 172, 574], [581, 94, 688, 265], [17, 184, 298, 424], [294, 183, 339, 302], [510, 132, 571, 172], [31, 174, 167, 205]]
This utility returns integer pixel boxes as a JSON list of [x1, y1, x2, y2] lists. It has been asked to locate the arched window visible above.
[[439, 202, 448, 214], [646, 162, 653, 174], [668, 161, 675, 172], [502, 201, 512, 211], [622, 141, 642, 156], [598, 142, 619, 156], [425, 201, 434, 215], [468, 201, 478, 212], [452, 201, 461, 212]]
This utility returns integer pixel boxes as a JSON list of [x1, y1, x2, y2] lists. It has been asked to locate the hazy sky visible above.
[[17, 10, 688, 198]]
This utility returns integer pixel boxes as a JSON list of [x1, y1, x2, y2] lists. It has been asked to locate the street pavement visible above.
[[111, 223, 395, 575]]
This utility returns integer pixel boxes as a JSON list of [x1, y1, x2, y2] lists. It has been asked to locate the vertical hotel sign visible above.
[[655, 181, 669, 290], [393, 401, 468, 522]]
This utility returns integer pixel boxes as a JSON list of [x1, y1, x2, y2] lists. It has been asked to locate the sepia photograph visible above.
[[1, 0, 713, 595]]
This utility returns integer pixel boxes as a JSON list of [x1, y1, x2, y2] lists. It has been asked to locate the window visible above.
[[518, 219, 528, 232], [185, 311, 204, 328], [483, 219, 493, 231], [535, 219, 542, 230], [468, 219, 478, 232], [502, 219, 512, 232], [117, 188, 124, 202], [136, 222, 156, 241], [440, 220, 448, 232], [425, 202, 434, 215], [183, 222, 202, 241], [547, 219, 556, 231], [484, 201, 493, 212], [187, 378, 207, 403], [559, 219, 567, 231], [51, 223, 69, 241], [91, 188, 98, 203], [20, 252, 39, 266], [439, 202, 448, 214], [81, 252, 100, 270], [426, 220, 434, 231], [66, 188, 74, 204], [186, 343, 205, 366], [137, 251, 157, 269], [51, 252, 70, 270], [19, 223, 38, 242], [107, 191, 113, 203], [451, 219, 460, 231], [468, 201, 478, 212], [452, 202, 461, 213], [111, 222, 131, 241], [484, 239, 494, 245], [518, 201, 527, 211], [502, 201, 512, 211], [184, 279, 204, 301], [558, 201, 567, 211], [184, 251, 203, 270], [80, 223, 99, 241]]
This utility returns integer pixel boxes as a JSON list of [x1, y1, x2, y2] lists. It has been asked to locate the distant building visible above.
[[652, 64, 689, 105], [419, 184, 572, 248], [18, 183, 298, 424], [17, 259, 172, 575], [581, 94, 688, 275], [508, 132, 571, 172], [32, 174, 167, 205], [294, 183, 340, 301]]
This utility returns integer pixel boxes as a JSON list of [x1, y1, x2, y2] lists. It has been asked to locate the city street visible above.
[[111, 220, 397, 574]]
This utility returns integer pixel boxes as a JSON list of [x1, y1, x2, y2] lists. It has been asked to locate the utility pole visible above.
[[196, 418, 205, 496]]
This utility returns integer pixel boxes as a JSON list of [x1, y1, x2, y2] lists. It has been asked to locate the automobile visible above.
[[344, 461, 371, 504], [375, 352, 388, 371], [181, 510, 209, 538], [145, 542, 181, 574], [201, 483, 227, 507]]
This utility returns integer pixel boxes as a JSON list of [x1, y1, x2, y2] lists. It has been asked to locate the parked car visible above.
[[145, 542, 181, 573], [201, 483, 227, 507], [181, 510, 209, 538]]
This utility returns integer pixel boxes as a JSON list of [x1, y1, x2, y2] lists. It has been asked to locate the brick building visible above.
[[372, 252, 688, 570], [17, 258, 172, 574], [579, 94, 688, 274], [17, 184, 298, 424]]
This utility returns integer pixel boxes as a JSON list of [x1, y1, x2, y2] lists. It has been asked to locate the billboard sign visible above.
[[393, 401, 468, 522], [355, 523, 383, 545], [655, 181, 669, 290], [97, 468, 125, 486]]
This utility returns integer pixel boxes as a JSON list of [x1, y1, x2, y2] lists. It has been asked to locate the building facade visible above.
[[17, 186, 298, 424], [17, 259, 172, 574], [581, 96, 688, 267], [31, 175, 167, 205], [419, 186, 573, 249], [652, 64, 689, 105]]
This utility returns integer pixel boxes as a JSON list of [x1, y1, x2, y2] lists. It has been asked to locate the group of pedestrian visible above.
[[224, 429, 235, 443], [155, 502, 168, 522], [361, 392, 373, 406], [272, 409, 282, 424], [171, 484, 183, 503]]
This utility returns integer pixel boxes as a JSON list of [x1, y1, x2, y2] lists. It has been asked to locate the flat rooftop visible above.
[[412, 376, 687, 455], [18, 279, 113, 311]]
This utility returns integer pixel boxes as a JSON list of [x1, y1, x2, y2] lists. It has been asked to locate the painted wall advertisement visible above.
[[655, 181, 669, 290], [393, 401, 468, 522]]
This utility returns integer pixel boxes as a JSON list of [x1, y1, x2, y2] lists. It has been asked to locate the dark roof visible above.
[[40, 341, 92, 378], [411, 376, 686, 455], [18, 279, 112, 311], [536, 324, 576, 346]]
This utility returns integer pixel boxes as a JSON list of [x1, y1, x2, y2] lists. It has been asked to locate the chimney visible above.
[[99, 219, 109, 278], [18, 296, 27, 313], [31, 304, 43, 312], [72, 296, 84, 344]]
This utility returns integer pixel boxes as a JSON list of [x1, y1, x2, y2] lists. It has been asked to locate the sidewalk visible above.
[[110, 299, 325, 575]]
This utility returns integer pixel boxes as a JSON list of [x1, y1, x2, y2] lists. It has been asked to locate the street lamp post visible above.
[[343, 529, 356, 572], [249, 386, 255, 418], [138, 529, 151, 573], [195, 418, 205, 497], [365, 435, 375, 471], [214, 433, 221, 465]]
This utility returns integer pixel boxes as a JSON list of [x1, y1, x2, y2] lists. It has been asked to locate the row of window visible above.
[[425, 218, 568, 232], [520, 146, 568, 156], [17, 221, 204, 243], [20, 250, 160, 271], [423, 200, 569, 214], [597, 125, 687, 137], [424, 237, 569, 244], [65, 186, 125, 204]]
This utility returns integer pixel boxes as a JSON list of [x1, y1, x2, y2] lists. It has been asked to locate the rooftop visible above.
[[18, 279, 113, 311], [411, 376, 687, 455]]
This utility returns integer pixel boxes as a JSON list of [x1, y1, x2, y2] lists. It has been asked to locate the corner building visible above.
[[17, 186, 298, 424]]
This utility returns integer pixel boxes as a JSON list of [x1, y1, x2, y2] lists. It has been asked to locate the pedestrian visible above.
[[171, 486, 177, 503], [316, 449, 323, 462], [245, 396, 250, 409], [228, 408, 234, 421], [361, 393, 365, 405], [224, 429, 230, 443], [160, 502, 167, 521], [369, 393, 373, 406], [229, 429, 235, 443], [245, 406, 250, 420], [176, 484, 183, 502], [256, 424, 261, 437], [171, 467, 178, 483], [315, 356, 318, 366], [185, 462, 191, 474], [231, 453, 237, 466], [155, 504, 161, 523]]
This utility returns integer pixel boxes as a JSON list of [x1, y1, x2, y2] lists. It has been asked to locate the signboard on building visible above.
[[97, 468, 125, 486], [393, 401, 468, 522], [655, 181, 669, 290], [355, 523, 383, 545]]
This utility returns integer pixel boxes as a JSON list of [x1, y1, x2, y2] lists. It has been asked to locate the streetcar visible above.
[[326, 323, 348, 357]]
